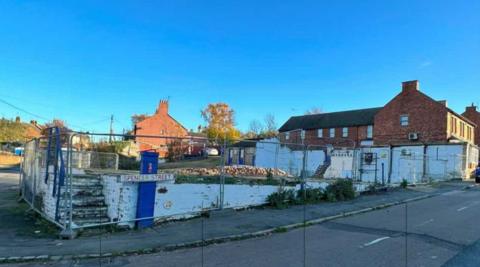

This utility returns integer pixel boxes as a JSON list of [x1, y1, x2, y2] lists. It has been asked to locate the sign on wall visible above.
[[119, 173, 175, 183]]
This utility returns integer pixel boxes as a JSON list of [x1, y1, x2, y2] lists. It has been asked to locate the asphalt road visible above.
[[4, 183, 480, 267]]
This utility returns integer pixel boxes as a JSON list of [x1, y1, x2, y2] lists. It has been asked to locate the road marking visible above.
[[415, 219, 434, 227], [363, 237, 390, 247], [457, 206, 468, 212]]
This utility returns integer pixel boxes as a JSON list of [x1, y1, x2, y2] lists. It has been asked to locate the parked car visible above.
[[205, 147, 219, 156], [476, 166, 480, 183]]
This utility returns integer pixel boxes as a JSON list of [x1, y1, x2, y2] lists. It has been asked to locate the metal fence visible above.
[[19, 129, 475, 235]]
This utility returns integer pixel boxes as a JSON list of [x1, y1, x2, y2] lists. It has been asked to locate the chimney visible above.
[[156, 100, 169, 114], [15, 116, 20, 123], [466, 103, 477, 113], [438, 100, 448, 107], [402, 80, 419, 92]]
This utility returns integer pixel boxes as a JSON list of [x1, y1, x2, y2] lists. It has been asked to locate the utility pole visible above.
[[109, 114, 114, 143]]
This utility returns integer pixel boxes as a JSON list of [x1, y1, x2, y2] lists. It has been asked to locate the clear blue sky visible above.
[[0, 0, 479, 133]]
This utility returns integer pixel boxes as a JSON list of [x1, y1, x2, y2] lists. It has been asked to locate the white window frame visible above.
[[400, 115, 409, 126], [317, 129, 323, 138], [285, 132, 290, 140], [329, 128, 335, 138], [367, 125, 373, 139], [342, 127, 348, 137], [300, 130, 305, 140]]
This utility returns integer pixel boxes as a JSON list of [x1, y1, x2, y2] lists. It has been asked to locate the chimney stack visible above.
[[156, 99, 169, 114], [466, 103, 477, 113], [15, 116, 20, 123], [402, 80, 419, 92]]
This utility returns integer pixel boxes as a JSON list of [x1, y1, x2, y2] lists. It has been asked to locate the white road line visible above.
[[363, 237, 390, 247], [457, 206, 468, 212], [415, 219, 434, 227]]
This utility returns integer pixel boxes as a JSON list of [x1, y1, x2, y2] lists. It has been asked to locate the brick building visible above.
[[462, 104, 480, 146], [278, 108, 381, 148], [374, 80, 475, 146], [278, 80, 477, 147], [135, 100, 189, 157]]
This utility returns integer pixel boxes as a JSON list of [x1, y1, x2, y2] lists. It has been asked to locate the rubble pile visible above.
[[170, 165, 290, 178]]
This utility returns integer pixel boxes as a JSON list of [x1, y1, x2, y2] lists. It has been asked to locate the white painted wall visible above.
[[255, 138, 325, 177]]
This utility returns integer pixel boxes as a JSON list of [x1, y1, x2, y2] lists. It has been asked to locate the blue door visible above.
[[136, 151, 158, 229]]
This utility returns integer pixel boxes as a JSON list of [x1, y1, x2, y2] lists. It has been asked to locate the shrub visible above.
[[296, 188, 324, 204], [400, 179, 408, 189], [266, 189, 295, 209], [325, 179, 355, 201]]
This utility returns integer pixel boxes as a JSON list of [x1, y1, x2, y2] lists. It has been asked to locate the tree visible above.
[[0, 118, 27, 143], [263, 113, 278, 138], [131, 114, 149, 127], [305, 107, 323, 115], [248, 119, 264, 136], [201, 103, 240, 142]]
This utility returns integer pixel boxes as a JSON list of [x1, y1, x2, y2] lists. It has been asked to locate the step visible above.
[[72, 196, 106, 207], [74, 216, 110, 226], [73, 206, 108, 218]]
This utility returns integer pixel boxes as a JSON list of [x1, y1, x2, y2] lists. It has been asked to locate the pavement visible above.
[[1, 169, 479, 266]]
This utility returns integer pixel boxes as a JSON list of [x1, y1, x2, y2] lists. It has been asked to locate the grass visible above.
[[158, 157, 221, 169]]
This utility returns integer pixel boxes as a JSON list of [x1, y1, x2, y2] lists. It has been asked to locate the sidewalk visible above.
[[0, 171, 472, 262]]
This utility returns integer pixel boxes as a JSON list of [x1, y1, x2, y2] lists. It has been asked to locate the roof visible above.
[[279, 107, 382, 132], [232, 138, 262, 148]]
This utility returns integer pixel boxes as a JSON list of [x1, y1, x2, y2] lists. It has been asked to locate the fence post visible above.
[[219, 139, 227, 209]]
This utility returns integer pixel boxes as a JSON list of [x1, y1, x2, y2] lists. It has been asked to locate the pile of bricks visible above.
[[170, 165, 290, 178]]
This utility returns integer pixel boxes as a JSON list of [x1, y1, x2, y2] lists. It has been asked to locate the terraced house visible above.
[[279, 80, 477, 148]]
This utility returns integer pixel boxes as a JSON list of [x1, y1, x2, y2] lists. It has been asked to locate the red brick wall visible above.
[[135, 101, 188, 157], [278, 125, 371, 148], [462, 105, 480, 146], [373, 81, 448, 146]]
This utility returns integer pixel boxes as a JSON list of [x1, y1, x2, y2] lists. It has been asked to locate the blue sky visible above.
[[0, 0, 479, 133]]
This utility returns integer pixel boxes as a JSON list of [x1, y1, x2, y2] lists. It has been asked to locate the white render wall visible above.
[[255, 138, 325, 177], [326, 143, 478, 183]]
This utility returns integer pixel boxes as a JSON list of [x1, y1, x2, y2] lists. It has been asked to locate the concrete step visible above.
[[74, 216, 110, 226], [71, 175, 102, 186], [73, 206, 108, 218], [72, 196, 106, 207]]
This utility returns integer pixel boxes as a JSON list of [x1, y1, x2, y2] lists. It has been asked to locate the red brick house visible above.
[[462, 104, 480, 146], [135, 100, 189, 157], [278, 80, 476, 147], [374, 80, 475, 146]]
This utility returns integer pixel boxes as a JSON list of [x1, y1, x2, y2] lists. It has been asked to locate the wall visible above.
[[374, 81, 449, 145], [254, 138, 325, 177], [278, 125, 371, 148], [462, 105, 480, 146], [324, 149, 355, 179], [329, 143, 478, 183]]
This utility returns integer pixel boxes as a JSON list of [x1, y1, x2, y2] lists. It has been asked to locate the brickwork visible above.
[[462, 105, 480, 146], [135, 100, 188, 157], [278, 125, 371, 148], [373, 81, 449, 145]]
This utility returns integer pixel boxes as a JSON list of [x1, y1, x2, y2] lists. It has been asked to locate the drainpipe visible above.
[[422, 144, 428, 182], [388, 145, 393, 184]]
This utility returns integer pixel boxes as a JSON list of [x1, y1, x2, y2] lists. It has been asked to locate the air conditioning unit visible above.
[[408, 132, 419, 141]]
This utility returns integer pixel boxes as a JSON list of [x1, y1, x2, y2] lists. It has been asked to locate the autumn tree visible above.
[[201, 103, 240, 142], [263, 113, 278, 138], [131, 114, 149, 128], [0, 118, 27, 143]]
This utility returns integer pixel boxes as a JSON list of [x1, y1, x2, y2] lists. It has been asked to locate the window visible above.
[[342, 127, 348, 137], [400, 115, 409, 126], [367, 125, 373, 139], [317, 129, 323, 138], [285, 132, 290, 140], [329, 128, 335, 138], [300, 130, 305, 140]]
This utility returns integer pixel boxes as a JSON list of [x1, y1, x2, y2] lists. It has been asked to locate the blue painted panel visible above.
[[136, 151, 159, 229]]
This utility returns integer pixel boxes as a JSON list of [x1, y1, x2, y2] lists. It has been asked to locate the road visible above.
[[2, 169, 480, 267]]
